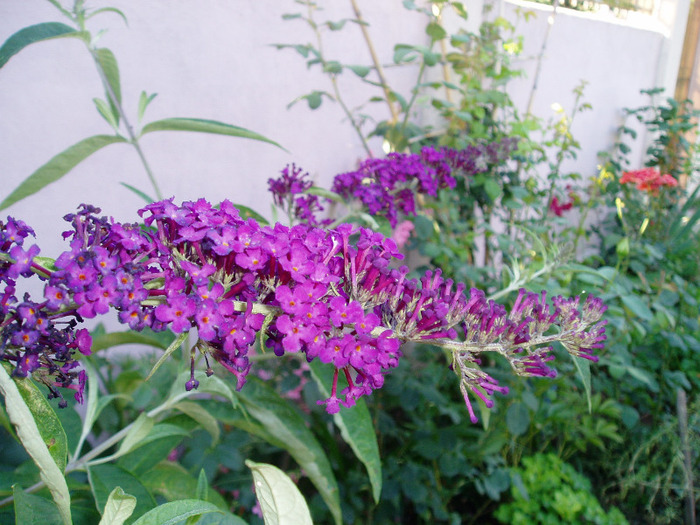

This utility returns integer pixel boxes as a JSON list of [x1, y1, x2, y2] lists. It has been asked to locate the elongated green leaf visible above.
[[116, 413, 154, 457], [89, 464, 155, 521], [131, 500, 222, 525], [145, 332, 188, 381], [141, 462, 229, 512], [91, 329, 173, 352], [93, 97, 119, 129], [138, 91, 158, 122], [116, 431, 187, 477], [99, 487, 137, 525], [571, 354, 592, 412], [140, 118, 285, 150], [246, 460, 313, 525], [308, 360, 381, 503], [11, 373, 68, 473], [0, 365, 71, 525], [169, 370, 237, 407], [0, 22, 89, 69], [94, 47, 122, 124], [12, 485, 63, 525], [237, 379, 341, 525], [0, 135, 128, 210], [120, 182, 156, 204], [174, 401, 220, 445], [87, 7, 129, 26], [304, 186, 343, 203], [74, 359, 99, 457], [620, 295, 653, 321], [196, 469, 208, 501], [231, 204, 270, 225]]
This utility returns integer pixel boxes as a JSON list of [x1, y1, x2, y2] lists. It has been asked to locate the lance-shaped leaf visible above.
[[130, 500, 223, 525], [236, 378, 342, 525], [308, 360, 382, 503], [120, 182, 156, 204], [246, 460, 313, 525], [0, 365, 71, 525], [12, 485, 63, 525], [0, 22, 89, 69], [140, 118, 285, 150], [571, 354, 592, 413], [11, 371, 68, 473], [93, 47, 122, 126], [0, 135, 128, 211]]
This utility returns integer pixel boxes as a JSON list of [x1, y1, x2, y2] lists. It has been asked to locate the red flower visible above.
[[550, 195, 574, 216], [620, 168, 677, 194]]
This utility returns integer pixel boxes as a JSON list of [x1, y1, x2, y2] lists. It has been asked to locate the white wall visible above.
[[0, 0, 686, 258]]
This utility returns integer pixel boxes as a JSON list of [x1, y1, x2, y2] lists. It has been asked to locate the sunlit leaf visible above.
[[246, 460, 313, 525], [0, 365, 71, 525], [98, 487, 137, 525], [308, 360, 382, 503]]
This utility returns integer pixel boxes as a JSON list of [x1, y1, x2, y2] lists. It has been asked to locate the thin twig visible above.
[[349, 0, 399, 123]]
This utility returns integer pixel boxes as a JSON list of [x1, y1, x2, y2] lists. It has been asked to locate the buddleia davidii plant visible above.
[[0, 0, 283, 211]]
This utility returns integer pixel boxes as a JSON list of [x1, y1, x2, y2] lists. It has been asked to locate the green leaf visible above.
[[87, 7, 129, 26], [116, 427, 188, 477], [322, 61, 343, 74], [425, 22, 447, 41], [137, 91, 158, 122], [140, 118, 285, 150], [196, 469, 208, 501], [483, 179, 503, 201], [93, 97, 119, 129], [620, 295, 653, 321], [94, 48, 122, 121], [304, 186, 343, 203], [140, 463, 229, 512], [145, 332, 188, 381], [0, 135, 128, 210], [0, 22, 89, 69], [230, 204, 269, 225], [74, 360, 99, 457], [11, 374, 68, 473], [306, 91, 323, 109], [246, 460, 313, 525], [91, 329, 173, 353], [12, 485, 63, 525], [571, 355, 592, 412], [89, 464, 156, 521], [236, 379, 341, 525], [131, 500, 222, 525], [308, 360, 382, 503], [173, 401, 220, 445], [99, 487, 137, 525], [506, 402, 530, 436], [116, 413, 155, 458], [120, 182, 156, 204], [0, 365, 71, 525], [169, 370, 237, 407], [347, 64, 371, 78]]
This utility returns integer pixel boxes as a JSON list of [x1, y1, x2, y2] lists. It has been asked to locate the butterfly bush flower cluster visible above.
[[1, 196, 607, 420], [0, 215, 92, 406], [268, 139, 518, 228], [268, 164, 328, 226]]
